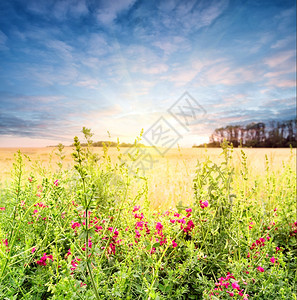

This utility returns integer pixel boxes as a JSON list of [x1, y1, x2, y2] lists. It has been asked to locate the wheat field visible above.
[[0, 147, 295, 209]]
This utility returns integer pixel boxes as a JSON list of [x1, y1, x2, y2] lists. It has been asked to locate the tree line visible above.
[[194, 119, 296, 148]]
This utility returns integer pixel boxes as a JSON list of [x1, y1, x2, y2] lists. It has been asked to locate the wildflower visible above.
[[134, 213, 144, 220], [172, 240, 177, 248], [133, 205, 140, 212], [150, 247, 156, 254], [71, 222, 81, 229], [31, 247, 36, 253], [182, 219, 195, 233], [232, 282, 240, 290], [28, 177, 33, 182], [36, 253, 53, 266], [65, 248, 71, 257], [54, 179, 59, 186], [33, 209, 38, 214], [185, 208, 192, 213], [270, 256, 276, 264], [135, 230, 141, 239], [0, 207, 5, 211], [156, 222, 163, 232], [257, 266, 264, 272], [200, 200, 209, 209]]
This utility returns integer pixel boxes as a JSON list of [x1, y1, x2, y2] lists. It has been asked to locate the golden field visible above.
[[0, 146, 295, 210]]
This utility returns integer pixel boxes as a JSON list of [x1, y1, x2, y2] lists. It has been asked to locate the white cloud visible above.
[[264, 50, 295, 68], [96, 0, 137, 25], [0, 30, 8, 51]]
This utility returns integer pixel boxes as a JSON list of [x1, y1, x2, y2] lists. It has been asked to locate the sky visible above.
[[0, 0, 296, 147]]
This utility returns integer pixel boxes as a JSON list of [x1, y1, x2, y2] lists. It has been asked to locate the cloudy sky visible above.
[[0, 0, 296, 147]]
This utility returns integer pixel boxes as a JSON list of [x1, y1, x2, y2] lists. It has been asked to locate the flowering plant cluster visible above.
[[0, 135, 295, 300]]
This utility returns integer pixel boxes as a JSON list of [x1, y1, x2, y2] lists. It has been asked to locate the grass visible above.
[[0, 147, 294, 210], [0, 139, 296, 299]]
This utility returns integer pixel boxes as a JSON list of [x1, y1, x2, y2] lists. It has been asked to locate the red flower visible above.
[[257, 266, 264, 272], [231, 282, 240, 290], [156, 222, 163, 231]]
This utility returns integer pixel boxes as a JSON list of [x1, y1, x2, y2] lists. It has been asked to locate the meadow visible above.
[[0, 135, 296, 299]]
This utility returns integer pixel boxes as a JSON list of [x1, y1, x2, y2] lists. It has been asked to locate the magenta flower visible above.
[[185, 208, 192, 213], [31, 247, 36, 253], [71, 222, 81, 229], [232, 282, 240, 290], [135, 230, 141, 239], [257, 266, 264, 272], [172, 240, 177, 248], [150, 247, 156, 254], [200, 200, 209, 209], [133, 205, 140, 212], [0, 207, 5, 211], [36, 253, 53, 266], [156, 222, 163, 231], [270, 256, 276, 264], [54, 179, 59, 186]]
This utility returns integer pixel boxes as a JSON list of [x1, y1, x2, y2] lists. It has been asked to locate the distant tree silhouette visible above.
[[195, 119, 296, 148]]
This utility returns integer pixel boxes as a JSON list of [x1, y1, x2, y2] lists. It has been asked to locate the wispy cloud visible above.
[[0, 0, 295, 146]]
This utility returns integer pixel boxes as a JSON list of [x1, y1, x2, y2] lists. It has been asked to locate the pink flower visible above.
[[54, 179, 59, 186], [33, 209, 38, 214], [185, 208, 192, 213], [232, 282, 240, 290], [226, 291, 234, 296], [28, 177, 33, 182], [133, 205, 140, 212], [172, 240, 177, 248], [71, 222, 81, 229], [270, 256, 276, 264], [36, 253, 53, 266], [135, 230, 141, 239], [150, 247, 156, 254], [200, 200, 209, 209], [65, 248, 71, 257], [257, 266, 264, 272], [31, 247, 36, 253], [156, 222, 163, 231]]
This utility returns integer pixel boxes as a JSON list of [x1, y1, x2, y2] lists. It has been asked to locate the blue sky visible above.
[[0, 0, 296, 147]]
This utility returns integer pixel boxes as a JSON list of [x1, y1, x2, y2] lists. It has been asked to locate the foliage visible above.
[[0, 130, 296, 299]]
